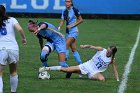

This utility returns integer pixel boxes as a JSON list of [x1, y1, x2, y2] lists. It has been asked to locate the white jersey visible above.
[[90, 48, 112, 72], [0, 17, 19, 50], [79, 48, 112, 78]]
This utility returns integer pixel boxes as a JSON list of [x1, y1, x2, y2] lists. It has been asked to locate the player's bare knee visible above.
[[98, 76, 105, 81], [10, 72, 17, 76]]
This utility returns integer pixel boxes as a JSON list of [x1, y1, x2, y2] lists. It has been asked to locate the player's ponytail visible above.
[[71, 0, 74, 7], [0, 5, 8, 28], [110, 46, 117, 59]]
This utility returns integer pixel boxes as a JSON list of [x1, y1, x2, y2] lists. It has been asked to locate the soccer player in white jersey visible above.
[[0, 5, 27, 93], [39, 44, 119, 81]]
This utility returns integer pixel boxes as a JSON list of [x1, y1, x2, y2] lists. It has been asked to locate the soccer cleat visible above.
[[39, 66, 46, 73], [66, 72, 72, 79]]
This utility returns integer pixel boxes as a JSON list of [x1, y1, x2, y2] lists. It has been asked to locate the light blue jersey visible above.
[[61, 7, 81, 39], [38, 22, 63, 42], [37, 22, 66, 53]]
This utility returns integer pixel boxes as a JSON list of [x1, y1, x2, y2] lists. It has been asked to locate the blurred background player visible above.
[[39, 44, 119, 81], [0, 5, 27, 93], [28, 20, 69, 68], [58, 0, 83, 65]]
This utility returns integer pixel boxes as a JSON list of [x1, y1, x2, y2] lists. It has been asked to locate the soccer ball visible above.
[[38, 71, 50, 79]]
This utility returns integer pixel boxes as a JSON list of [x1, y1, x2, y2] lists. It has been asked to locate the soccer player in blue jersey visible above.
[[28, 20, 69, 68], [58, 0, 83, 65]]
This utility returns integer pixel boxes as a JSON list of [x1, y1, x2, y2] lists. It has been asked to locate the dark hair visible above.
[[28, 19, 38, 30], [65, 0, 74, 6], [110, 46, 117, 59], [28, 19, 38, 24], [71, 0, 74, 6], [0, 5, 8, 28]]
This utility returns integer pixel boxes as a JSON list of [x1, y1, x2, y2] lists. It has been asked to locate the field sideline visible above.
[[3, 18, 140, 93]]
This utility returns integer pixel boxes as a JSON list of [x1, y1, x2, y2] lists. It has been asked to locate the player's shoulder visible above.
[[38, 22, 49, 26], [73, 7, 79, 11], [8, 17, 17, 21], [7, 17, 18, 23], [72, 7, 81, 16], [62, 8, 67, 12]]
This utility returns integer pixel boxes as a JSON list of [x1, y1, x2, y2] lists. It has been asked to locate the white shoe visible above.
[[39, 66, 46, 73]]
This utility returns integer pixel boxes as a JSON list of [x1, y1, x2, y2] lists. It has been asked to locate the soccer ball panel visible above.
[[38, 71, 50, 79]]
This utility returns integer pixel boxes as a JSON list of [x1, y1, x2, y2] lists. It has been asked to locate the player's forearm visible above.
[[74, 17, 83, 27], [58, 19, 64, 30], [80, 45, 103, 51], [112, 63, 119, 81], [38, 24, 46, 30], [19, 29, 26, 39], [71, 16, 83, 27]]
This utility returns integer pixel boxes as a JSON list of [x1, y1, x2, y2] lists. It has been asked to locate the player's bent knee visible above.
[[98, 76, 105, 81], [10, 72, 17, 76]]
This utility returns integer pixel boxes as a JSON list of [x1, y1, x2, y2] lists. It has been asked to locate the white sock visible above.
[[0, 76, 3, 93], [10, 75, 18, 92], [46, 66, 61, 71]]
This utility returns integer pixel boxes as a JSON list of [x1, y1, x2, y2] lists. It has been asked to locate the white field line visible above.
[[118, 28, 140, 93]]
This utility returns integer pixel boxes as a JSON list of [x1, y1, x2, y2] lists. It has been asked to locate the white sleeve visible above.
[[11, 17, 18, 26]]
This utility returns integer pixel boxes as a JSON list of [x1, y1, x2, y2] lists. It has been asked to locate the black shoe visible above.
[[11, 92, 17, 93], [66, 72, 72, 78]]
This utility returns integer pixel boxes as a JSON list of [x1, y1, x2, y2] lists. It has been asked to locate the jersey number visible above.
[[0, 28, 7, 35], [96, 62, 102, 69]]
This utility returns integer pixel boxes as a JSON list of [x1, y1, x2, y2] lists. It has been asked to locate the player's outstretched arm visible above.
[[111, 59, 119, 81], [34, 24, 47, 35], [48, 27, 64, 38], [80, 45, 103, 51]]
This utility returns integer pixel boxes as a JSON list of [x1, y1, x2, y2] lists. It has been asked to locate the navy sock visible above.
[[42, 62, 48, 67]]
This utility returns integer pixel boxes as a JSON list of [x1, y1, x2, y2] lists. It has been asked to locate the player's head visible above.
[[0, 5, 8, 28], [65, 0, 74, 8], [28, 20, 38, 32], [107, 46, 117, 57]]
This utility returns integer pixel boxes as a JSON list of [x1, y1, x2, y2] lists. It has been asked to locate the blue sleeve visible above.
[[38, 22, 48, 29], [73, 7, 81, 17]]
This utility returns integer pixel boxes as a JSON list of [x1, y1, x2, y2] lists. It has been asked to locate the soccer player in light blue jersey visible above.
[[28, 20, 69, 68], [58, 0, 83, 65]]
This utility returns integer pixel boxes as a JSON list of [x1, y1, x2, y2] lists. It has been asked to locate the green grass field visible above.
[[3, 18, 140, 93]]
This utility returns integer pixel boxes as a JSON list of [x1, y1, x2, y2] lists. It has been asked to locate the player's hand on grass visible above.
[[22, 38, 27, 45]]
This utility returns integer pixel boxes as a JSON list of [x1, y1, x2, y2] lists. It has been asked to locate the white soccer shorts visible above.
[[79, 60, 100, 79], [0, 49, 19, 65]]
